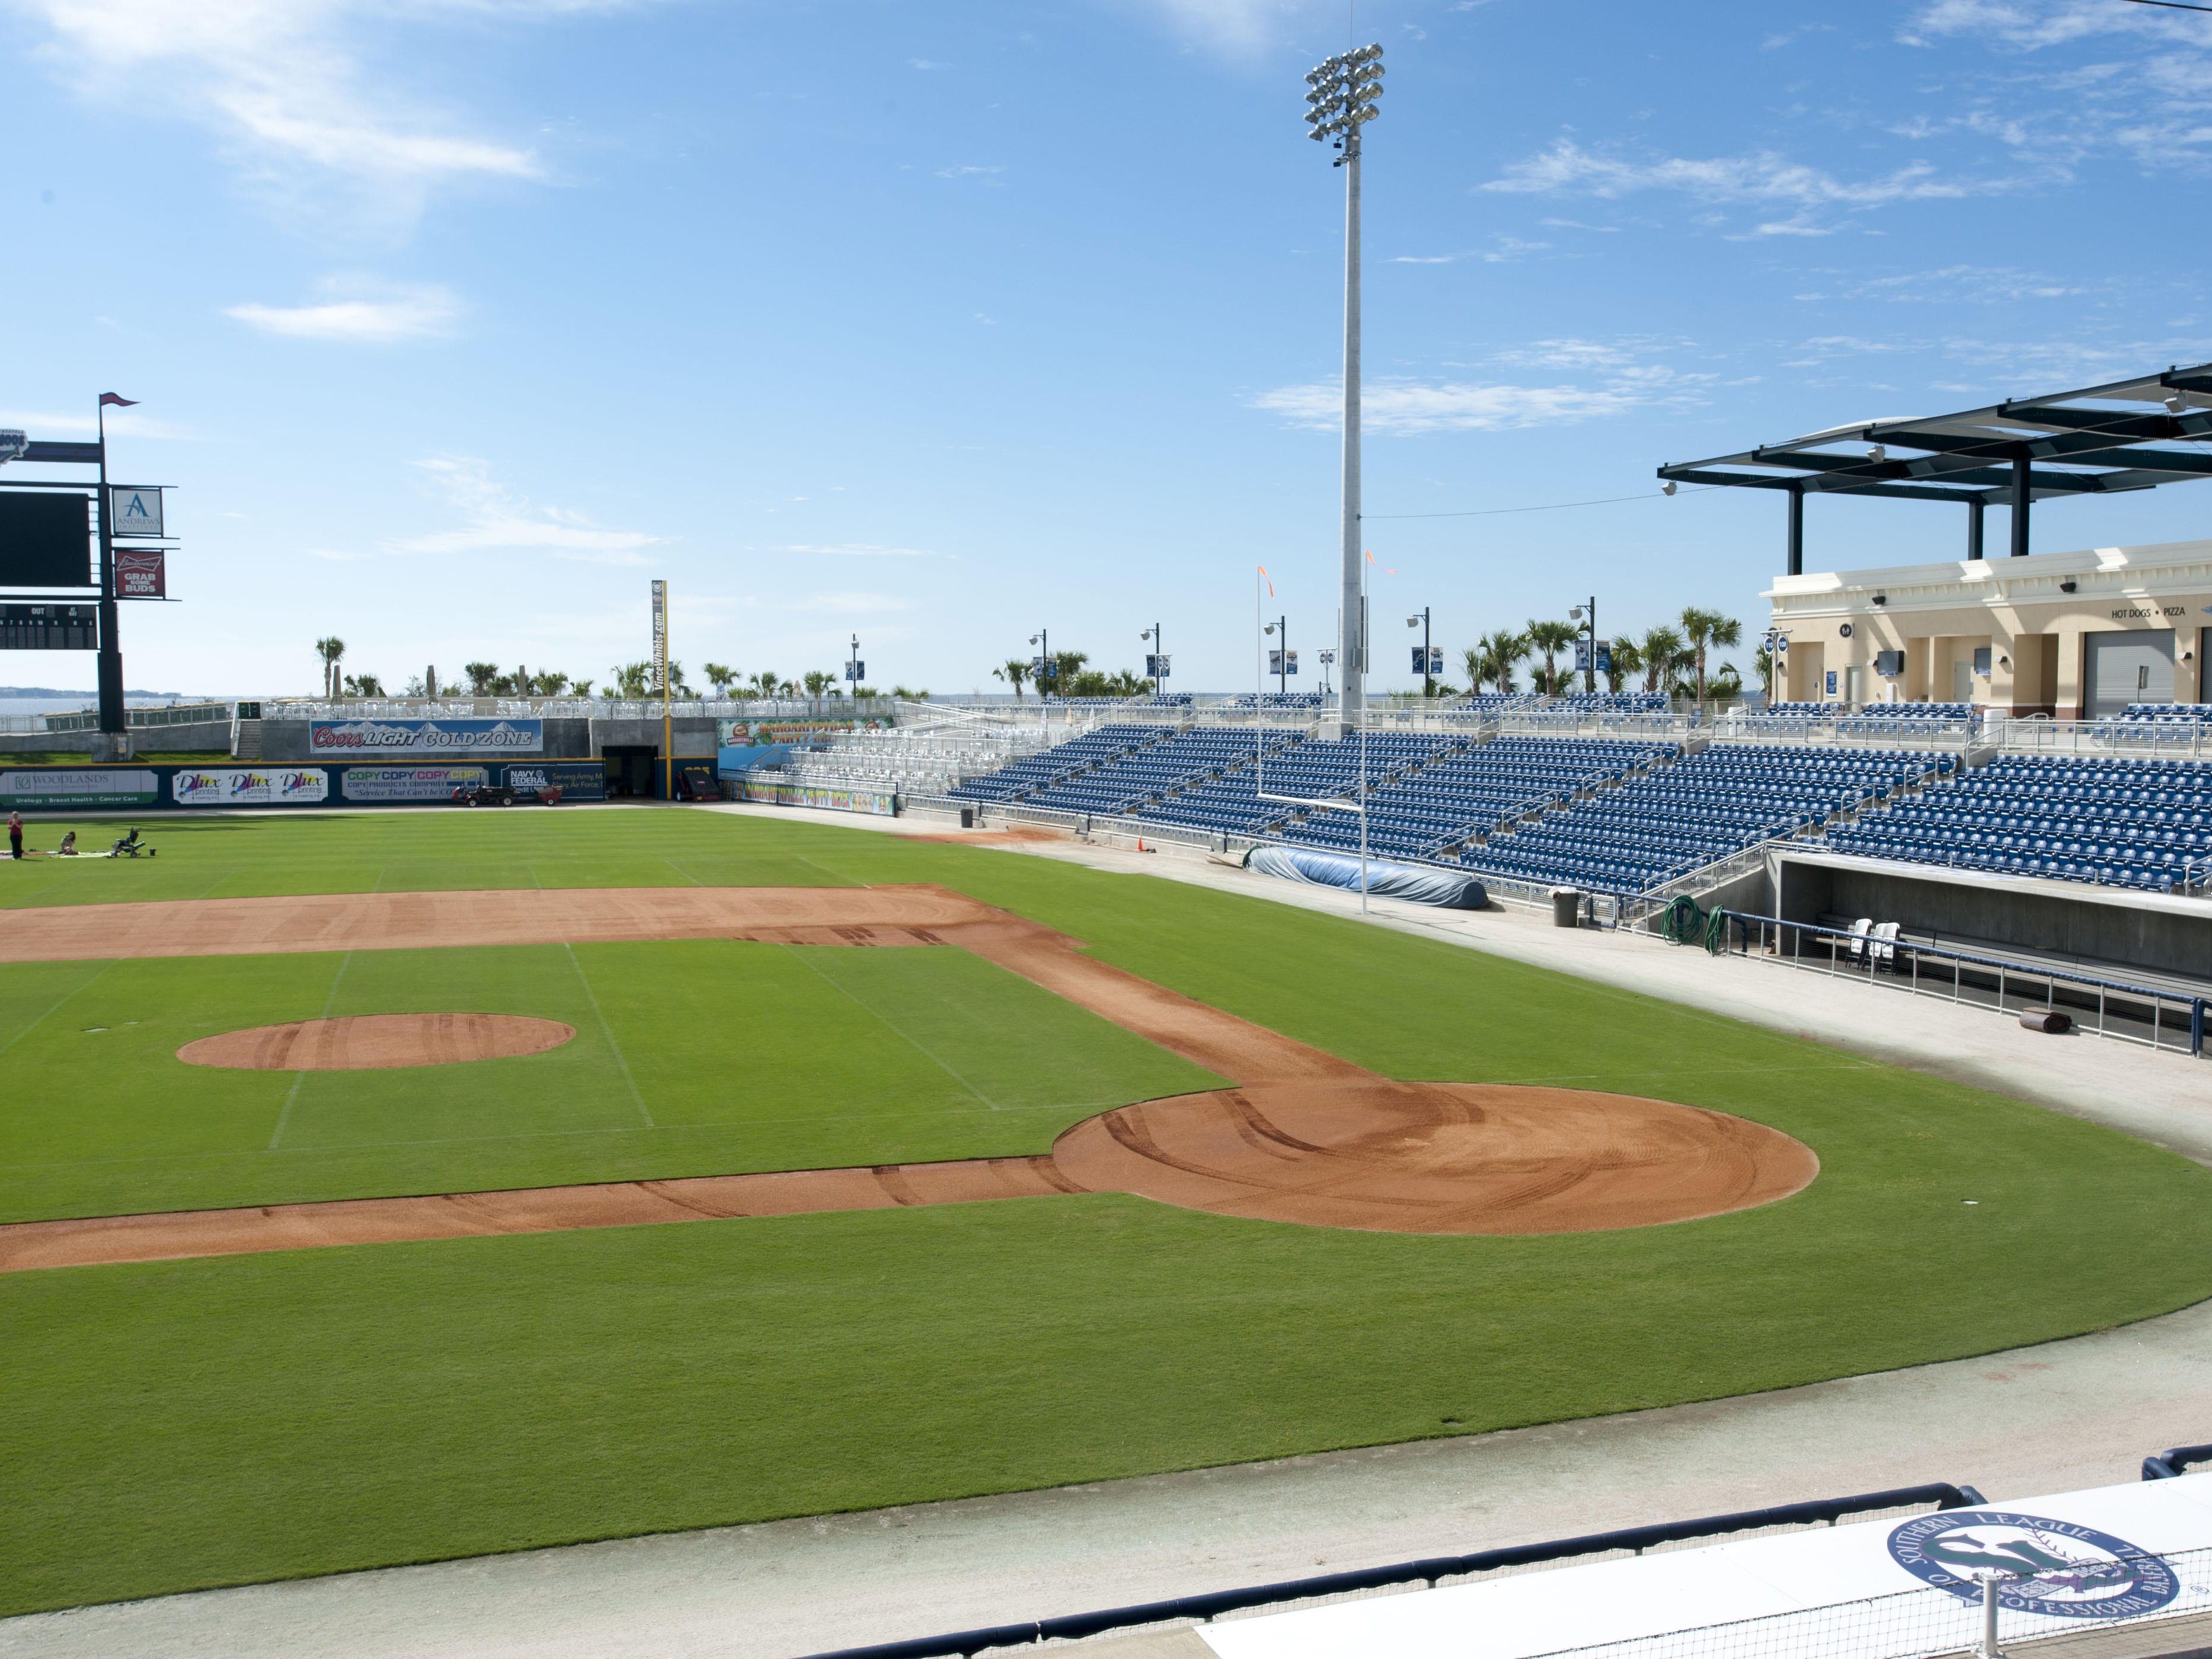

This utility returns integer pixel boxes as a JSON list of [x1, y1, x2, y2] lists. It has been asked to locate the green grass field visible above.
[[3, 807, 2210, 1615]]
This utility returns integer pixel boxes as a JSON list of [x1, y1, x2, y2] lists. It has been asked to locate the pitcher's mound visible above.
[[179, 1014, 576, 1072], [1051, 1081, 1817, 1235]]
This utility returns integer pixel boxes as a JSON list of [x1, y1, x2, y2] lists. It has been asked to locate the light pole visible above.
[[1406, 606, 1432, 698], [1304, 42, 1384, 736], [1140, 624, 1165, 696], [846, 632, 864, 699], [1262, 615, 1289, 696], [1569, 596, 1598, 693], [1318, 647, 1336, 696]]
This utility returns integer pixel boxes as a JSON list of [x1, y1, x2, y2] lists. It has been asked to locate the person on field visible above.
[[7, 811, 20, 861], [56, 830, 77, 856]]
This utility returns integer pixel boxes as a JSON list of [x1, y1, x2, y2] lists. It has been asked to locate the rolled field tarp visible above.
[[1244, 845, 1487, 909]]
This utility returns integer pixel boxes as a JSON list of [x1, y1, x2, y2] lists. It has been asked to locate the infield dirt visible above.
[[0, 884, 1816, 1268]]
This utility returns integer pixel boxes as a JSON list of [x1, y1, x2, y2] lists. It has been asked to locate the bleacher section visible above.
[[1463, 744, 1945, 894], [1823, 754, 2212, 893], [1546, 693, 1669, 714], [1848, 702, 1973, 723], [2113, 703, 2212, 725], [1228, 692, 1325, 710], [935, 717, 2203, 903], [945, 723, 1172, 803], [1018, 727, 1276, 817], [1297, 736, 1671, 864]]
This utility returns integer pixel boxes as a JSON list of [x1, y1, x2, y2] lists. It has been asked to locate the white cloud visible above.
[[1254, 338, 1715, 436], [306, 547, 369, 561], [225, 279, 461, 342], [1123, 0, 1307, 54], [935, 164, 1005, 181], [1483, 139, 2016, 210], [773, 542, 945, 559], [1794, 265, 2092, 305], [388, 456, 663, 562], [0, 406, 194, 440], [909, 57, 951, 69], [786, 593, 914, 615], [7, 1, 624, 219]]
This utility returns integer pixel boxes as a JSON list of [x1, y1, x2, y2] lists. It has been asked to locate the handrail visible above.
[[1711, 909, 2209, 1058], [2142, 1443, 2212, 1480], [800, 1483, 1985, 1659]]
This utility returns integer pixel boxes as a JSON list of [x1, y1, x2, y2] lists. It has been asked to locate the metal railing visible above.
[[28, 701, 234, 733], [1709, 911, 2208, 1059], [1997, 717, 2212, 760], [252, 696, 906, 722], [801, 1484, 1985, 1659]]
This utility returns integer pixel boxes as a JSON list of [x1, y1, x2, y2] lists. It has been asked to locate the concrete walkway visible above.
[[4, 805, 2207, 1658]]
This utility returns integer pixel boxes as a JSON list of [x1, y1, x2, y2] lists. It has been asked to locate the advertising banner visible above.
[[338, 765, 488, 803], [116, 546, 167, 598], [503, 761, 607, 801], [737, 779, 896, 817], [173, 768, 328, 807], [310, 718, 544, 756], [0, 768, 158, 809], [108, 487, 164, 539], [715, 718, 891, 747]]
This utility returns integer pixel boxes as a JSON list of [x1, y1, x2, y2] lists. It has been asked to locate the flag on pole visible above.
[[98, 394, 139, 408], [1258, 564, 1274, 597]]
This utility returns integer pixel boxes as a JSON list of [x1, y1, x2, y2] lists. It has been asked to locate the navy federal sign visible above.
[[1888, 1510, 2179, 1619]]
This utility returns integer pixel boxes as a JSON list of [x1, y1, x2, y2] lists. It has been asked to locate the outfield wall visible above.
[[0, 759, 615, 811]]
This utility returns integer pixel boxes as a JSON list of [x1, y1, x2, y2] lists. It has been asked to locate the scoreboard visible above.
[[0, 603, 99, 651]]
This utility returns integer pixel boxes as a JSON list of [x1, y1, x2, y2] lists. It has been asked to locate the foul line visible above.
[[268, 951, 351, 1151], [784, 946, 1007, 1113], [564, 942, 655, 1127], [0, 960, 126, 1067]]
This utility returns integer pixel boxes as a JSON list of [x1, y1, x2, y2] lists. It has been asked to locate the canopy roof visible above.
[[1658, 363, 2212, 504]]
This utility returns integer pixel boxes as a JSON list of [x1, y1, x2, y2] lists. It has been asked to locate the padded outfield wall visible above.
[[0, 760, 614, 811]]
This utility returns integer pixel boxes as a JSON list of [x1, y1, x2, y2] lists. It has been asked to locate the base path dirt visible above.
[[179, 1014, 576, 1071], [0, 884, 1819, 1268]]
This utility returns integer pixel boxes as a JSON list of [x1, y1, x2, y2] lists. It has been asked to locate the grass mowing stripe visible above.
[[784, 946, 1005, 1113], [562, 943, 654, 1129], [268, 952, 351, 1151], [0, 961, 122, 1065]]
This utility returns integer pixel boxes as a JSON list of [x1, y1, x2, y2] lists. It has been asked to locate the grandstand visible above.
[[1821, 753, 2212, 893]]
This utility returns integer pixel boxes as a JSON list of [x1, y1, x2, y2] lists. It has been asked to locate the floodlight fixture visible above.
[[1661, 480, 1677, 496], [2168, 391, 2189, 414], [1867, 444, 1887, 464]]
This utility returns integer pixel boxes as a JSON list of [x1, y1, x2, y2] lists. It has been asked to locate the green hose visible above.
[[1660, 894, 1704, 946], [1705, 906, 1731, 955]]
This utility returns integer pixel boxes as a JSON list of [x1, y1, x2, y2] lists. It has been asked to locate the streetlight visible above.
[[1318, 647, 1336, 696], [1405, 606, 1433, 698], [1262, 615, 1290, 696], [1303, 41, 1385, 736], [845, 632, 864, 699], [1568, 597, 1599, 693], [1140, 624, 1166, 696]]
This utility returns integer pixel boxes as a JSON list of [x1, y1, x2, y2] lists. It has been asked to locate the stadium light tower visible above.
[[1304, 41, 1384, 735]]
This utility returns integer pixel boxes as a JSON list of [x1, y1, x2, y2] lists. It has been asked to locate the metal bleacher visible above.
[[1460, 743, 1946, 895], [1822, 752, 2212, 893]]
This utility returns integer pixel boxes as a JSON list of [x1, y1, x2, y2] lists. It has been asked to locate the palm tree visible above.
[[801, 670, 836, 701], [702, 662, 737, 696], [570, 677, 594, 698], [1636, 626, 1684, 696], [343, 672, 383, 697], [749, 669, 779, 698], [993, 659, 1030, 699], [462, 661, 501, 696], [609, 661, 652, 698], [314, 637, 346, 699], [1678, 607, 1742, 707], [1524, 619, 1578, 696], [1478, 628, 1529, 694], [1459, 646, 1486, 694], [1604, 638, 1642, 695], [1709, 661, 1746, 704]]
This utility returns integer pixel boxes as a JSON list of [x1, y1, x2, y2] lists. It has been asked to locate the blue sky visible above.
[[4, 0, 2209, 697]]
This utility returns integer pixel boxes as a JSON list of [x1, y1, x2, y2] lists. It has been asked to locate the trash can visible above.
[[959, 807, 975, 830], [1551, 888, 1583, 929]]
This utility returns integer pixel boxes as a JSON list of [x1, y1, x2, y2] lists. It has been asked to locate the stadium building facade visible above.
[[1767, 536, 2212, 717]]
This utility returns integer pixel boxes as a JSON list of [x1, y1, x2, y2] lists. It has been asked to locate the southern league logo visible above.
[[1888, 1511, 2179, 1620]]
